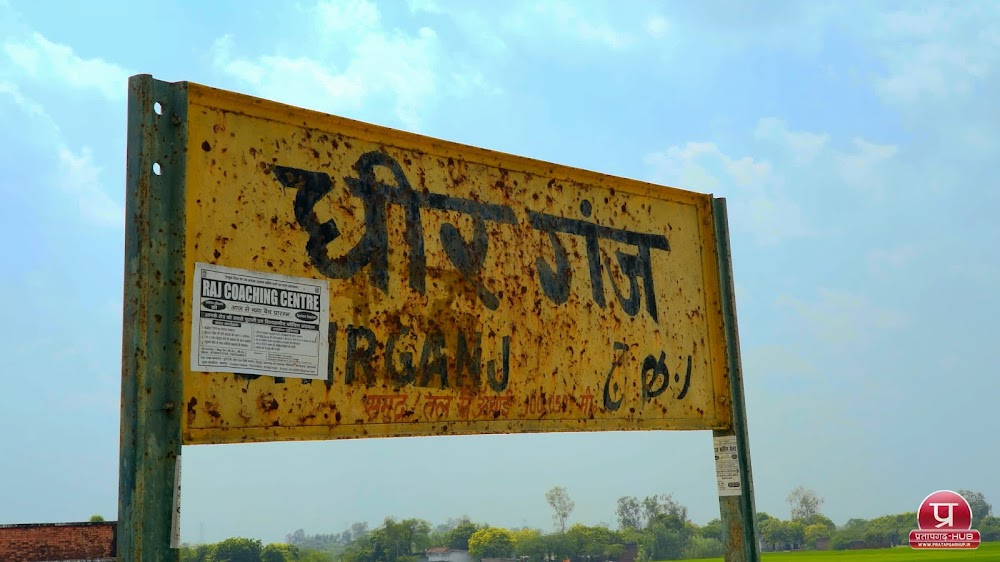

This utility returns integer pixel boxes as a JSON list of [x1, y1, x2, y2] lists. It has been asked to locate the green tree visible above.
[[88, 514, 105, 522], [957, 489, 993, 522], [604, 543, 625, 561], [772, 521, 791, 550], [448, 520, 482, 550], [641, 494, 687, 528], [340, 534, 375, 562], [469, 527, 514, 559], [785, 521, 804, 549], [381, 517, 432, 561], [542, 531, 574, 560], [829, 532, 854, 551], [546, 487, 575, 533], [648, 520, 682, 560], [683, 521, 700, 545], [681, 536, 723, 559], [980, 515, 1000, 541], [298, 550, 335, 562], [287, 530, 306, 546], [262, 543, 299, 562], [830, 520, 866, 551], [340, 518, 429, 562], [862, 526, 887, 548], [350, 522, 371, 543], [430, 517, 466, 547], [214, 537, 264, 562], [511, 528, 545, 560], [758, 519, 779, 551], [803, 513, 835, 531], [755, 512, 775, 525], [754, 513, 774, 550], [699, 518, 722, 542], [180, 544, 215, 562], [286, 527, 351, 555], [616, 496, 643, 530], [894, 512, 915, 530], [787, 486, 824, 521], [841, 518, 868, 533], [803, 524, 830, 549], [868, 514, 908, 547], [565, 523, 622, 559]]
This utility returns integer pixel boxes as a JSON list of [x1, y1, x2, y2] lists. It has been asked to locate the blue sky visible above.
[[2, 0, 999, 546]]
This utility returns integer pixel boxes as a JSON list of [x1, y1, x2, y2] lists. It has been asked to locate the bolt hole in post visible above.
[[153, 162, 162, 176], [153, 101, 163, 115]]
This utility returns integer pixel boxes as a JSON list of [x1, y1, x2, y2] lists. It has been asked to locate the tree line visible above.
[[179, 486, 997, 561]]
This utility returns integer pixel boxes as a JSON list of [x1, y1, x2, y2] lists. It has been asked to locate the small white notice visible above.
[[191, 262, 330, 380], [714, 435, 742, 497]]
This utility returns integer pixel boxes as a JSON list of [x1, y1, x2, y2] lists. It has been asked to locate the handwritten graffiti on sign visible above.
[[178, 81, 732, 444]]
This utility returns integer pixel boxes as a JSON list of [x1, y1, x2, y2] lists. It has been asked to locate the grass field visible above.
[[679, 541, 999, 562]]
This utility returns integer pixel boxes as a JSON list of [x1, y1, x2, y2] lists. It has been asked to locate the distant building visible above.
[[814, 538, 830, 550], [0, 521, 116, 561], [425, 547, 474, 562]]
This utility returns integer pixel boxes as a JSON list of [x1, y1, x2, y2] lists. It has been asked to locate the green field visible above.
[[679, 541, 999, 562]]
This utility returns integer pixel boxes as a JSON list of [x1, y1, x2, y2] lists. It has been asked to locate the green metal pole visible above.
[[712, 197, 760, 562], [118, 74, 188, 561]]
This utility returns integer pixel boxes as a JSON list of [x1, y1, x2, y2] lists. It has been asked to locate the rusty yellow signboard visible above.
[[121, 75, 758, 561], [168, 81, 734, 444]]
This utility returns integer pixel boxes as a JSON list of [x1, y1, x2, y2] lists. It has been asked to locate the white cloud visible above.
[[870, 3, 1000, 105], [754, 117, 829, 166], [867, 245, 920, 279], [213, 37, 366, 110], [882, 6, 949, 36], [778, 289, 908, 346], [744, 344, 821, 381], [406, 0, 509, 56], [645, 140, 804, 245], [0, 83, 123, 229], [645, 15, 669, 38], [0, 79, 44, 116], [744, 196, 805, 245], [876, 42, 988, 103], [407, 0, 440, 12], [655, 2, 845, 58], [212, 0, 495, 130], [3, 32, 131, 100], [723, 155, 772, 187], [506, 0, 636, 50], [57, 147, 124, 229], [541, 1, 633, 49], [317, 0, 380, 35], [646, 117, 904, 244], [836, 138, 898, 191], [752, 117, 898, 195], [644, 141, 722, 192]]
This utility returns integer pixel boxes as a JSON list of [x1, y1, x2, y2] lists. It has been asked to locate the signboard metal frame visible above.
[[119, 75, 187, 560], [118, 74, 759, 561]]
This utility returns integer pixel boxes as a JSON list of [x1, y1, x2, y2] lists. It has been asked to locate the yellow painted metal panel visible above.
[[180, 82, 732, 444]]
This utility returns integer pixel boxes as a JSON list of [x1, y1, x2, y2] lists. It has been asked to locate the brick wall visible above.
[[0, 521, 115, 562]]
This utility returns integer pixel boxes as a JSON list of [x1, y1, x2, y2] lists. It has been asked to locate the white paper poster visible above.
[[715, 435, 742, 497], [190, 262, 330, 379]]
